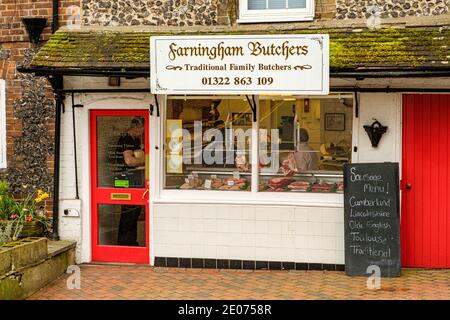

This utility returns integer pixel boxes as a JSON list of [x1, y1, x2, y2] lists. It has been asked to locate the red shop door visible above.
[[402, 94, 450, 268], [90, 110, 149, 264]]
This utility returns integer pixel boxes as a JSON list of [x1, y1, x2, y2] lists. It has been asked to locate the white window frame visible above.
[[156, 93, 355, 208], [238, 0, 315, 23], [0, 80, 6, 169]]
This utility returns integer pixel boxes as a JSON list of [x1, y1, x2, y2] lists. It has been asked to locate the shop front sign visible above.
[[150, 34, 329, 95]]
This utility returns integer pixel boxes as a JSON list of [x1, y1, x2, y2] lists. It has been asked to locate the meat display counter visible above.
[[258, 171, 343, 193], [165, 168, 343, 193]]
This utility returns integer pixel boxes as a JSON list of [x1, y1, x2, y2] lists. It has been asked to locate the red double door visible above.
[[90, 110, 150, 264], [402, 94, 450, 268]]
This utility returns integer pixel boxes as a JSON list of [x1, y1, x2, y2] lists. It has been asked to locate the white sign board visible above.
[[150, 34, 329, 95]]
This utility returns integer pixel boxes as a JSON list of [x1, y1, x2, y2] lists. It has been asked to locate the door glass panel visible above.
[[98, 204, 146, 247], [96, 116, 146, 188]]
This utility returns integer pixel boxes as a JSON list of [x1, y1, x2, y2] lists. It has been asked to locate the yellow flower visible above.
[[37, 189, 44, 195], [35, 196, 42, 203], [41, 192, 49, 200]]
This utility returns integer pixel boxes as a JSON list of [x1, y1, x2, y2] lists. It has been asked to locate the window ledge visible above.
[[154, 189, 344, 208], [237, 14, 314, 24]]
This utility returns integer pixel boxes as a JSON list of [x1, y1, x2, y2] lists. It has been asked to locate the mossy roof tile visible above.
[[30, 27, 449, 73]]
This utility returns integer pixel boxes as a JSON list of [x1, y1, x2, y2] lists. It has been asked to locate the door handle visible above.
[[141, 189, 149, 200], [406, 183, 412, 190]]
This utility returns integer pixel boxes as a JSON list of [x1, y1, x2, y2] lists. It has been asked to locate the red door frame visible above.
[[401, 94, 450, 268], [90, 109, 150, 264]]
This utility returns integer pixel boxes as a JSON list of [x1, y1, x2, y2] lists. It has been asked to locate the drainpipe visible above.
[[52, 0, 59, 33], [48, 75, 63, 241], [50, 1, 60, 240]]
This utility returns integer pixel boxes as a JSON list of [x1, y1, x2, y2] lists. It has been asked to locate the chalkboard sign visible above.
[[343, 162, 401, 277]]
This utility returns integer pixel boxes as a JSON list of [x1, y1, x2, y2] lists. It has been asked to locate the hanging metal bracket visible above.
[[354, 89, 359, 118], [245, 95, 257, 122], [150, 94, 160, 117]]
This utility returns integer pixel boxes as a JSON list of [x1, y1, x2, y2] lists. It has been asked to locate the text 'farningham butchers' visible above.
[[168, 41, 309, 61]]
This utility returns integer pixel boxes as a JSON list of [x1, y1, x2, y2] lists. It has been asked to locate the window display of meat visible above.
[[215, 177, 249, 191], [267, 177, 295, 191], [180, 177, 204, 189], [287, 181, 311, 191], [280, 152, 298, 177], [236, 154, 250, 172], [225, 177, 247, 185], [230, 184, 249, 191], [211, 178, 224, 189], [310, 183, 337, 193], [336, 181, 344, 193]]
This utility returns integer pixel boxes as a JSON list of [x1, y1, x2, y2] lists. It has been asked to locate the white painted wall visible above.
[[57, 77, 403, 265], [59, 76, 152, 263], [59, 101, 83, 262], [355, 93, 401, 163]]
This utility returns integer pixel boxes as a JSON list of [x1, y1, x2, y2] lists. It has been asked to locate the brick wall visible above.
[[0, 0, 80, 216], [315, 0, 337, 19]]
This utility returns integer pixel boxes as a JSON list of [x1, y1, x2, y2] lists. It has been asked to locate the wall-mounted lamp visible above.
[[364, 119, 388, 148], [22, 17, 48, 44]]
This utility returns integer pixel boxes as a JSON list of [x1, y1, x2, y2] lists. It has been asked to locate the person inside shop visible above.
[[116, 116, 145, 246], [203, 119, 237, 168], [294, 128, 319, 172]]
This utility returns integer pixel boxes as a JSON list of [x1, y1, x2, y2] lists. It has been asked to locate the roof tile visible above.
[[30, 27, 449, 73]]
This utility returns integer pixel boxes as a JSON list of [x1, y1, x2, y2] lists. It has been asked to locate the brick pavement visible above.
[[28, 264, 450, 300]]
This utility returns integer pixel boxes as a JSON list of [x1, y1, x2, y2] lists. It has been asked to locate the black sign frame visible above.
[[343, 162, 401, 277]]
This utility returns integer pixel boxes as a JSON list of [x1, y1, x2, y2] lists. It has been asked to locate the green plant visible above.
[[13, 189, 50, 231], [0, 180, 16, 221], [0, 219, 24, 246], [0, 181, 51, 243]]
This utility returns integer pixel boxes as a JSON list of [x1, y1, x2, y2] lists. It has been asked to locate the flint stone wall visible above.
[[81, 0, 230, 26], [336, 0, 449, 19], [0, 48, 55, 196]]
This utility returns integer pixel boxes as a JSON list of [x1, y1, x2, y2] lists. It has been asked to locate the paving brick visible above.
[[27, 265, 450, 300]]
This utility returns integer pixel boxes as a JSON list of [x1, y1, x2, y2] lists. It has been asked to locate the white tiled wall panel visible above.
[[153, 204, 345, 264]]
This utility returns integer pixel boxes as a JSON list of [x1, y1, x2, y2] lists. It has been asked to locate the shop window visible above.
[[239, 0, 314, 23], [0, 80, 6, 169], [164, 97, 252, 191], [258, 96, 353, 193]]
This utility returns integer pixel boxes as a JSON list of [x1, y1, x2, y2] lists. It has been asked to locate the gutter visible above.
[[16, 66, 450, 78], [58, 87, 450, 94], [331, 70, 450, 78], [332, 87, 450, 93], [47, 75, 63, 241]]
